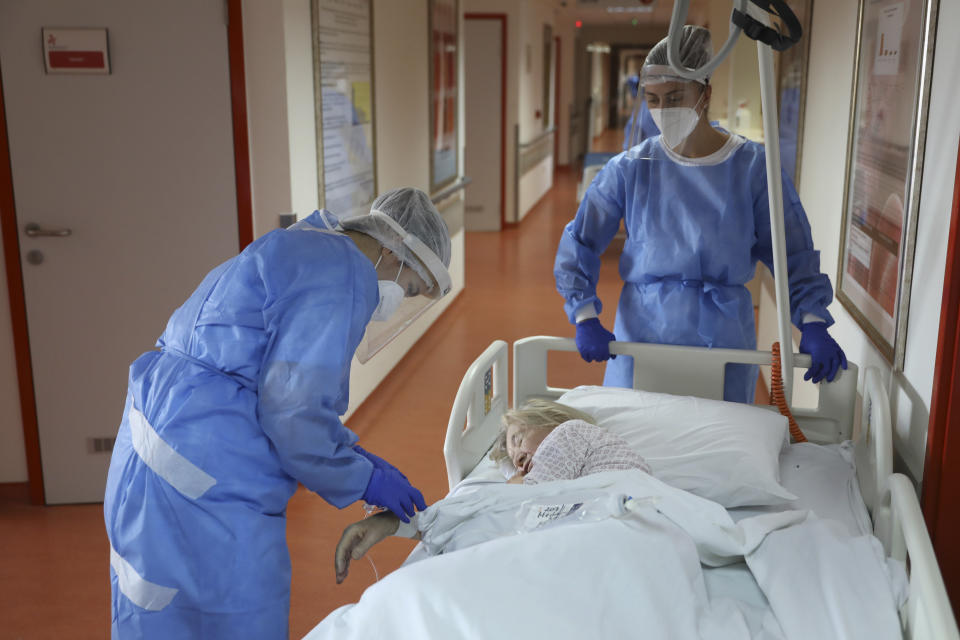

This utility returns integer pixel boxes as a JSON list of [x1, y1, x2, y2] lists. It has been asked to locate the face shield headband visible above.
[[368, 210, 452, 299], [640, 64, 710, 88]]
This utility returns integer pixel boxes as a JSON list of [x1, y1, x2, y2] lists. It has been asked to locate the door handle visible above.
[[25, 223, 72, 237]]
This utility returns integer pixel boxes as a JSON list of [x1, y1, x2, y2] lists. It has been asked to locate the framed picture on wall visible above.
[[836, 0, 939, 368], [429, 0, 459, 193], [312, 0, 377, 218], [776, 0, 814, 187]]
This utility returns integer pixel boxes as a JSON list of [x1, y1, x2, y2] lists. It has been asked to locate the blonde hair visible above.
[[489, 399, 595, 464]]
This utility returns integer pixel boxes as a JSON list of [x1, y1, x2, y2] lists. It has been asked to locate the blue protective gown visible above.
[[104, 210, 378, 639], [555, 135, 834, 403]]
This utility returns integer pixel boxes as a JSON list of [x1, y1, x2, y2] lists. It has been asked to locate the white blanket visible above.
[[306, 470, 906, 640]]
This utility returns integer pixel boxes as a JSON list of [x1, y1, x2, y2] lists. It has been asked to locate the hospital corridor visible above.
[[2, 1, 960, 639]]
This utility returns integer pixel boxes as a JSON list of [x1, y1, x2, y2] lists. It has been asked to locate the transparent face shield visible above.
[[625, 68, 716, 159], [355, 214, 452, 364]]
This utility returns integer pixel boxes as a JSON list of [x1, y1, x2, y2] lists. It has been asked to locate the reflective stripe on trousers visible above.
[[110, 546, 178, 611], [128, 404, 216, 500]]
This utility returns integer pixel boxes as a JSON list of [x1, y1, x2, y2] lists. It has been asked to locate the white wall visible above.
[[463, 0, 521, 223], [243, 0, 319, 236], [283, 0, 321, 218], [760, 0, 959, 486], [243, 1, 295, 236], [515, 0, 558, 220], [518, 0, 554, 141], [555, 18, 576, 166], [463, 0, 572, 221], [0, 237, 26, 482], [518, 156, 554, 219]]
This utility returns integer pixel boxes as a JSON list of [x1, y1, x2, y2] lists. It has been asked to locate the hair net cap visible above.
[[340, 187, 452, 296], [642, 25, 713, 86]]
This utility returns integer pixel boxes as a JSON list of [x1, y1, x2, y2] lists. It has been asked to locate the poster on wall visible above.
[[429, 0, 459, 192], [776, 0, 813, 187], [837, 0, 938, 367], [312, 0, 377, 218]]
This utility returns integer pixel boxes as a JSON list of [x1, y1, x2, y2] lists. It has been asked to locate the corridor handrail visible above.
[[431, 176, 472, 204], [517, 126, 556, 149]]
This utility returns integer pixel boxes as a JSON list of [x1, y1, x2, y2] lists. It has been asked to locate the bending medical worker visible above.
[[103, 187, 451, 638], [555, 26, 846, 403]]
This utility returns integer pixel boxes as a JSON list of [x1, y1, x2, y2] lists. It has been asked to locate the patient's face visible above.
[[505, 423, 551, 475]]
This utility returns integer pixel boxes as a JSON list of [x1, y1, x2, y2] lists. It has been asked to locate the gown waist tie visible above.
[[637, 276, 739, 293], [160, 346, 257, 392]]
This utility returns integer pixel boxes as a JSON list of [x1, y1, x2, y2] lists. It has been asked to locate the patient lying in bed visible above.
[[490, 399, 651, 484], [335, 400, 650, 582]]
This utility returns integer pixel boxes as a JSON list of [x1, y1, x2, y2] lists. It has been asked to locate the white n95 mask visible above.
[[650, 106, 700, 149], [372, 280, 404, 322]]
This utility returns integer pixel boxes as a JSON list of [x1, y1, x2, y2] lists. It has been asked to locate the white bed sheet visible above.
[[309, 470, 905, 640], [707, 442, 874, 630], [456, 440, 871, 535], [440, 439, 874, 629]]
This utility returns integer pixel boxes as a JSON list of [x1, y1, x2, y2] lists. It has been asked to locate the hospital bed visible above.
[[439, 336, 957, 640], [308, 337, 958, 639]]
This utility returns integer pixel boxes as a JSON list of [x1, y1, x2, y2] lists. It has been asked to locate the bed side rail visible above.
[[853, 367, 893, 518], [513, 336, 858, 443], [442, 340, 509, 490], [875, 474, 960, 640]]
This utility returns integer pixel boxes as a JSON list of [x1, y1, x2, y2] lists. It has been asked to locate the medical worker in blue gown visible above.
[[104, 187, 451, 638], [622, 75, 660, 151], [555, 26, 846, 403]]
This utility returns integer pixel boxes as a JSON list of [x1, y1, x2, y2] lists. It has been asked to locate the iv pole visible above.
[[662, 0, 801, 403]]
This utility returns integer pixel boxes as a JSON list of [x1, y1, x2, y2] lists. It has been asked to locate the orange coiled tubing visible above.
[[770, 342, 807, 443]]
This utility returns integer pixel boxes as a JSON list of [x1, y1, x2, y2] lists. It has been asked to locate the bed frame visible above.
[[442, 336, 958, 640]]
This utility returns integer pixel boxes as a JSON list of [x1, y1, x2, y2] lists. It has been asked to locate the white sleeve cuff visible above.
[[394, 514, 420, 538], [575, 306, 599, 323], [801, 313, 825, 326]]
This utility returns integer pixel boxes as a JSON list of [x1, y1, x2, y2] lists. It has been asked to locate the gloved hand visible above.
[[799, 322, 848, 383], [353, 445, 407, 480], [361, 467, 426, 523], [575, 317, 617, 362]]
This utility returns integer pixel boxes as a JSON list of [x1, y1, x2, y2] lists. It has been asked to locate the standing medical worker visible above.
[[104, 187, 451, 638], [555, 26, 846, 403], [622, 75, 659, 150]]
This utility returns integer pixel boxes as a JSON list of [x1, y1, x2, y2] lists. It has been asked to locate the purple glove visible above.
[[799, 322, 848, 383], [353, 445, 407, 480], [575, 318, 617, 362], [361, 467, 426, 523]]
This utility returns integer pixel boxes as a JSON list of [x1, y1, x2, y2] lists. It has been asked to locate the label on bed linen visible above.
[[520, 502, 584, 531]]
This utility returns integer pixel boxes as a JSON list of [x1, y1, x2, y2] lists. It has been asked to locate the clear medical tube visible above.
[[513, 493, 656, 534]]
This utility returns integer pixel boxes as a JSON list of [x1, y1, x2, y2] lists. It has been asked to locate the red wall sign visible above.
[[42, 28, 110, 74]]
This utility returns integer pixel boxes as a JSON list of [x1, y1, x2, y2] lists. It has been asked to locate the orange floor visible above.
[[0, 128, 765, 639]]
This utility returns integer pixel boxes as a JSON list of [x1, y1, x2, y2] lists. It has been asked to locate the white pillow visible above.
[[557, 385, 796, 508]]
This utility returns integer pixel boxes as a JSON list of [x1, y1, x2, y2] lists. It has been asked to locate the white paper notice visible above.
[[316, 0, 375, 218], [873, 2, 904, 76]]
